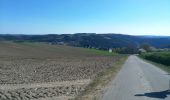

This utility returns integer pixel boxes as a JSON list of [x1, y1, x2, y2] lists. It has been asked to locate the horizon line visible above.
[[0, 33, 170, 37]]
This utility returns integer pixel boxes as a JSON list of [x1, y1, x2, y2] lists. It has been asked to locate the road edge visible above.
[[74, 55, 128, 100]]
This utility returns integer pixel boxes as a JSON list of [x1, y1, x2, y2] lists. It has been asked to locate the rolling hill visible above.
[[0, 33, 170, 49]]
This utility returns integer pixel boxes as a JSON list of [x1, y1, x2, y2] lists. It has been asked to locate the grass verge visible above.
[[85, 48, 116, 56], [74, 55, 128, 100], [139, 56, 170, 73]]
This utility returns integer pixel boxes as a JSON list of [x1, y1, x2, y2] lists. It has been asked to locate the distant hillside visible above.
[[0, 33, 170, 49]]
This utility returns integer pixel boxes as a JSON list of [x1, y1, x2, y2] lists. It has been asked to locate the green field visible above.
[[140, 52, 170, 72]]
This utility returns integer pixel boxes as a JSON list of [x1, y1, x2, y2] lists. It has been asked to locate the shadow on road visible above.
[[135, 90, 170, 99]]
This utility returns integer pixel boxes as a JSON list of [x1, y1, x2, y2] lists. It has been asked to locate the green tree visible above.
[[140, 44, 151, 52]]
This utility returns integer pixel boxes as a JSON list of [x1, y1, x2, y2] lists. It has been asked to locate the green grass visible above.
[[85, 48, 116, 56], [140, 57, 170, 73], [140, 52, 170, 66], [14, 41, 39, 46], [14, 41, 117, 56], [139, 52, 170, 73]]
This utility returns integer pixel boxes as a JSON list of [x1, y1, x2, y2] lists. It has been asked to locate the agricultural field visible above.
[[0, 41, 125, 100], [140, 51, 170, 72]]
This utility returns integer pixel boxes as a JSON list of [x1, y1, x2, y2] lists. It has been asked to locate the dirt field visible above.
[[0, 41, 122, 100]]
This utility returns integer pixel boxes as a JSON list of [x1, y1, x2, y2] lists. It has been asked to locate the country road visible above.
[[102, 55, 170, 100]]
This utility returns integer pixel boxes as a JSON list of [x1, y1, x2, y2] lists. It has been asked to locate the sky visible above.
[[0, 0, 170, 36]]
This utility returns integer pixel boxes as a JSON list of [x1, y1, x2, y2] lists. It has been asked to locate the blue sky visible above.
[[0, 0, 170, 35]]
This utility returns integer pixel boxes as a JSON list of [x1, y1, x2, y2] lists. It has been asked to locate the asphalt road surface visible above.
[[102, 55, 170, 100]]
